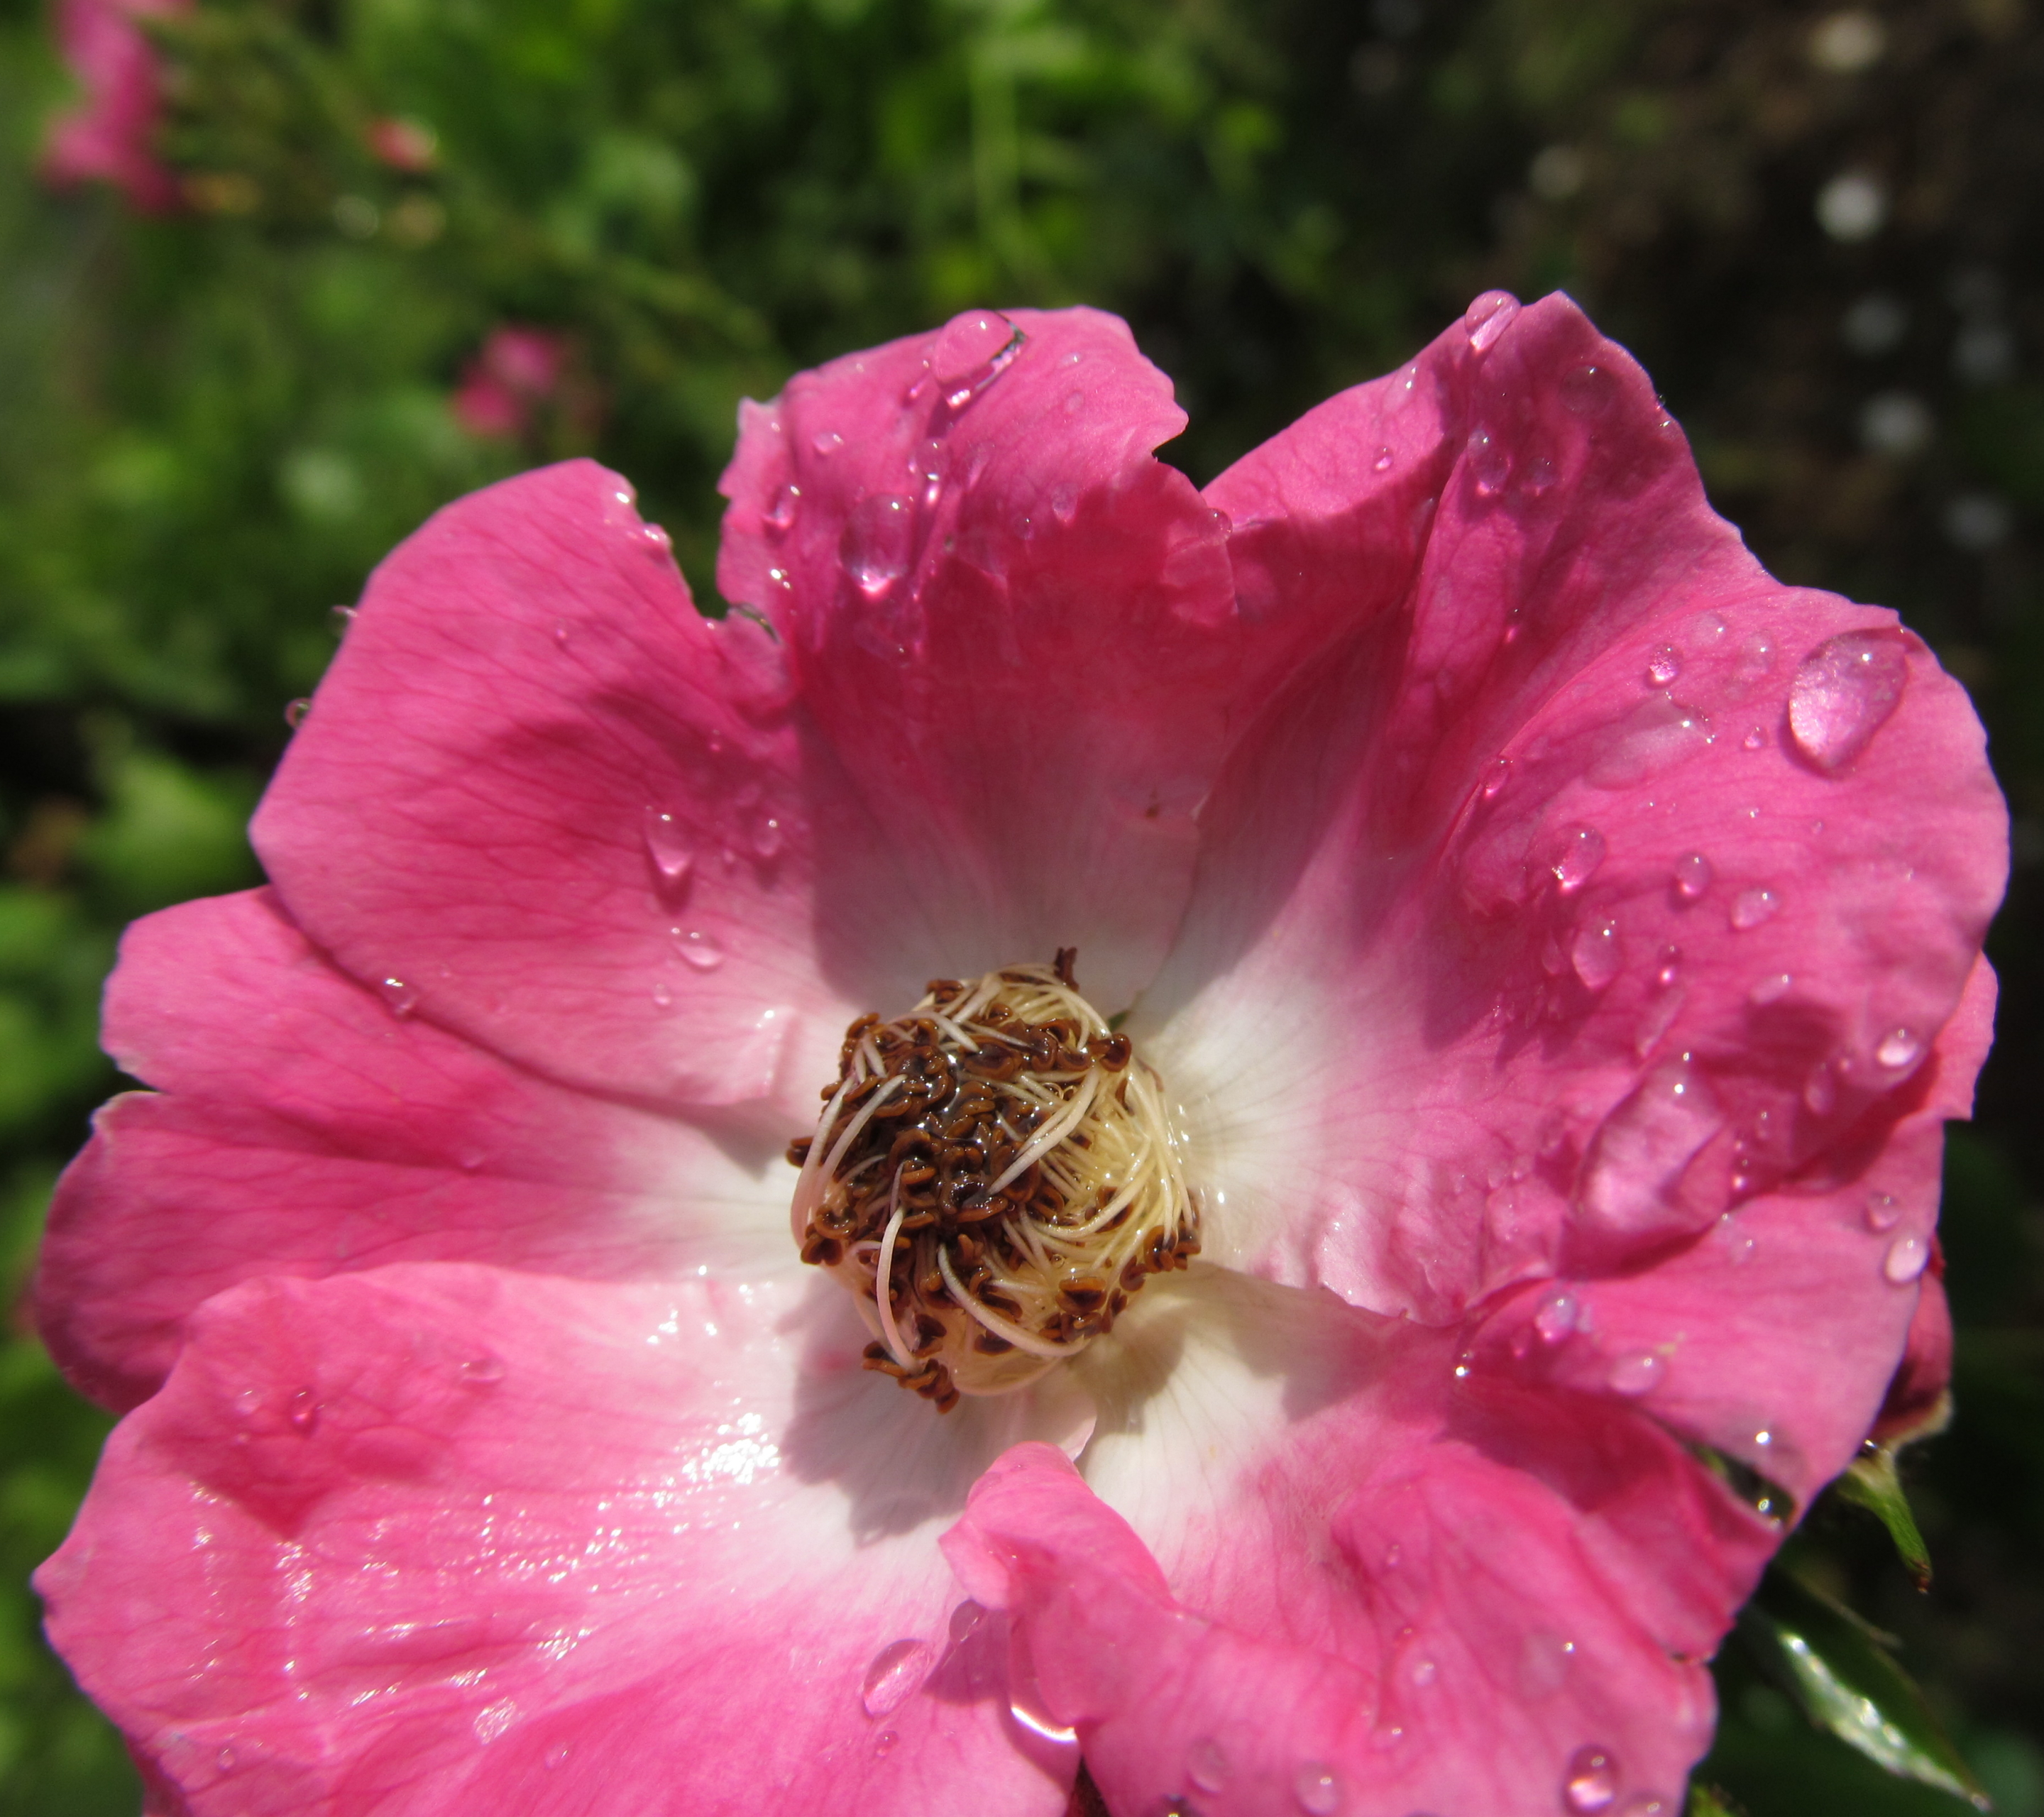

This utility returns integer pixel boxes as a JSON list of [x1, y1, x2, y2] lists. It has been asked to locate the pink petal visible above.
[[40, 0, 187, 212], [1149, 292, 2005, 1323], [37, 889, 780, 1412], [39, 1264, 1079, 1817], [253, 459, 864, 1114], [716, 307, 1261, 1012]]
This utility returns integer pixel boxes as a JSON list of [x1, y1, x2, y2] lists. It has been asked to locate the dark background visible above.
[[0, 1, 2038, 1811]]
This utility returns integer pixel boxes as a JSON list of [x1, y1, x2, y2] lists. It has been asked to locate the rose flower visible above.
[[35, 295, 2004, 1817]]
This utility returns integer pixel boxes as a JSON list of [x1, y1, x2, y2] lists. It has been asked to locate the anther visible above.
[[789, 955, 1194, 1406]]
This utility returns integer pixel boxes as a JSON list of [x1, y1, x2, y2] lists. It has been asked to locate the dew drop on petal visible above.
[[642, 808, 695, 884], [1742, 725, 1767, 751], [1866, 1192, 1901, 1231], [1788, 630, 1909, 771], [930, 311, 1013, 384], [1654, 945, 1682, 989], [1294, 1761, 1344, 1815], [1875, 1027, 1921, 1069], [1063, 389, 1084, 414], [545, 1744, 571, 1770], [1534, 1288, 1578, 1344], [1730, 887, 1780, 930], [1803, 1061, 1838, 1114], [216, 1745, 238, 1773], [1188, 1739, 1231, 1792], [1373, 445, 1395, 472], [1564, 1745, 1620, 1813], [1463, 290, 1521, 353], [948, 1600, 987, 1645], [1560, 363, 1617, 416], [1412, 1656, 1438, 1687], [860, 1639, 933, 1718], [1645, 645, 1682, 686], [1050, 483, 1078, 524], [674, 928, 725, 971], [378, 976, 419, 1016], [1633, 986, 1683, 1058], [752, 816, 785, 861], [839, 494, 916, 596], [1522, 454, 1560, 495], [1884, 1234, 1930, 1283], [287, 1389, 319, 1433], [1551, 826, 1607, 893], [874, 1730, 897, 1758], [766, 484, 800, 532], [1608, 1351, 1665, 1395], [1571, 919, 1621, 991], [1467, 427, 1510, 495], [461, 1351, 505, 1385], [1673, 852, 1713, 901], [284, 697, 311, 729], [1483, 755, 1512, 799], [1749, 972, 1794, 1005], [811, 431, 842, 457], [652, 981, 674, 1009]]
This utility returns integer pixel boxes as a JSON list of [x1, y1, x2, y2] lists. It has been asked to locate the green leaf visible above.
[[1837, 1445, 1935, 1590], [1688, 1786, 1742, 1817], [1737, 1568, 1988, 1808]]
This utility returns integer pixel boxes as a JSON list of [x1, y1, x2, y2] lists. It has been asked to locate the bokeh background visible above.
[[0, 1, 2039, 1812]]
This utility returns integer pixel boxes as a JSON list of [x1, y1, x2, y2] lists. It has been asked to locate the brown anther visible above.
[[786, 1135, 813, 1166], [1057, 1275, 1109, 1314], [1053, 947, 1078, 988], [800, 1231, 844, 1267]]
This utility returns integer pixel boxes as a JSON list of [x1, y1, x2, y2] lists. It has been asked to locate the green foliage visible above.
[[1, 1, 2041, 1811]]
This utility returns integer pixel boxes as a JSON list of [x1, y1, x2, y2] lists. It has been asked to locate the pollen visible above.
[[787, 950, 1197, 1411]]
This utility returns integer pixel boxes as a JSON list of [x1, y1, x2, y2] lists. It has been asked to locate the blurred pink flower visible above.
[[40, 0, 187, 212], [365, 114, 438, 174], [451, 325, 571, 440], [35, 297, 2004, 1816]]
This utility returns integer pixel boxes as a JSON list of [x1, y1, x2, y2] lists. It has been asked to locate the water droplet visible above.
[[1884, 1234, 1930, 1283], [1742, 725, 1767, 751], [1412, 1656, 1439, 1687], [1050, 483, 1079, 524], [1551, 826, 1607, 893], [461, 1351, 505, 1385], [287, 1389, 319, 1433], [1866, 1192, 1901, 1231], [1560, 363, 1618, 416], [1634, 985, 1683, 1058], [457, 1146, 485, 1171], [811, 430, 842, 457], [330, 603, 357, 632], [638, 522, 672, 556], [1572, 919, 1621, 991], [1522, 454, 1561, 495], [1063, 389, 1084, 414], [545, 1743, 572, 1770], [1483, 755, 1512, 798], [1534, 1288, 1579, 1344], [1729, 887, 1780, 930], [1578, 1058, 1724, 1242], [1564, 1745, 1619, 1813], [652, 981, 674, 1008], [947, 1600, 987, 1645], [1875, 1027, 1921, 1070], [766, 483, 800, 532], [839, 494, 916, 597], [1294, 1761, 1344, 1815], [1587, 696, 1713, 788], [1466, 427, 1510, 495], [1608, 1351, 1664, 1395], [930, 311, 1013, 384], [874, 1730, 898, 1758], [1645, 645, 1682, 686], [642, 808, 695, 884], [1654, 945, 1682, 989], [860, 1639, 933, 1718], [378, 976, 419, 1016], [1803, 1061, 1839, 1114], [1673, 852, 1713, 901], [1520, 1630, 1577, 1696], [1188, 1739, 1231, 1791], [674, 928, 725, 971], [1749, 972, 1794, 1005], [752, 816, 785, 861], [1372, 445, 1395, 472], [1788, 630, 1909, 770], [216, 1745, 237, 1773], [284, 697, 312, 729], [1463, 290, 1522, 353]]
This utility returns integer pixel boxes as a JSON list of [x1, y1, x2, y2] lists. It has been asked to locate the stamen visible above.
[[789, 955, 1197, 1408]]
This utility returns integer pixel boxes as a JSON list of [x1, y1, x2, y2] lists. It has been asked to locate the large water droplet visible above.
[[1050, 483, 1079, 524], [1463, 290, 1521, 353], [1522, 453, 1560, 494], [1467, 427, 1510, 495], [752, 816, 786, 861], [1564, 1746, 1620, 1813], [1483, 755, 1512, 799], [1608, 1351, 1665, 1395], [1578, 1059, 1724, 1244], [642, 808, 695, 884], [284, 697, 311, 729], [1749, 972, 1794, 1006], [461, 1351, 505, 1385], [1294, 1761, 1344, 1815], [839, 494, 916, 597], [1534, 1288, 1579, 1344], [1673, 852, 1713, 901], [1572, 919, 1621, 991], [378, 976, 419, 1017], [1551, 826, 1608, 893], [673, 928, 725, 971], [811, 430, 842, 457], [1634, 987, 1683, 1058], [930, 311, 1014, 384], [766, 483, 800, 532], [1788, 630, 1909, 771], [860, 1639, 933, 1718], [1865, 1192, 1901, 1231], [1729, 886, 1780, 930], [1187, 1738, 1231, 1792], [1644, 645, 1682, 686], [287, 1388, 319, 1433], [1884, 1234, 1930, 1283], [948, 1600, 987, 1645], [1372, 445, 1395, 472], [1586, 696, 1713, 788], [1875, 1027, 1921, 1070]]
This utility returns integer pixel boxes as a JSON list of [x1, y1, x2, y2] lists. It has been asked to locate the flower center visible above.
[[787, 952, 1197, 1411]]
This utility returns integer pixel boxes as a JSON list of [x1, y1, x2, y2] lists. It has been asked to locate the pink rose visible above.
[[40, 0, 188, 213], [36, 295, 2004, 1816], [451, 326, 572, 441]]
